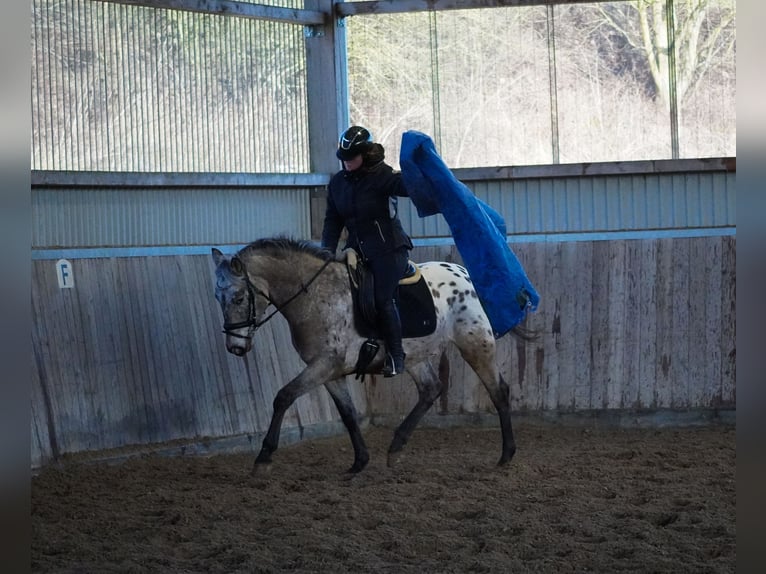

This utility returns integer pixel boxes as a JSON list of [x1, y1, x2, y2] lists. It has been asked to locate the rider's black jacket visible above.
[[321, 145, 413, 261]]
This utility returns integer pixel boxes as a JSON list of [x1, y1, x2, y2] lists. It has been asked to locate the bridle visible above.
[[222, 258, 333, 341]]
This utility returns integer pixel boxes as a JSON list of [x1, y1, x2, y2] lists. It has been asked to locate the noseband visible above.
[[222, 258, 333, 341]]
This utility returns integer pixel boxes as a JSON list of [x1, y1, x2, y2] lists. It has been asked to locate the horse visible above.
[[212, 236, 530, 474]]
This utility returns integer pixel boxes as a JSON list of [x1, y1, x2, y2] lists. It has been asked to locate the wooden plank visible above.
[[52, 262, 93, 453], [687, 238, 711, 407], [546, 242, 569, 411], [112, 258, 148, 438], [131, 256, 170, 442], [670, 239, 691, 408], [152, 255, 204, 439], [77, 259, 128, 448], [589, 240, 611, 409], [112, 258, 148, 445], [555, 240, 576, 411], [179, 255, 235, 435], [604, 241, 626, 409], [525, 241, 547, 411], [504, 242, 536, 411], [654, 238, 674, 408], [637, 239, 658, 409], [719, 236, 736, 404], [571, 241, 593, 411], [621, 239, 641, 409], [129, 256, 176, 442], [31, 262, 59, 463], [701, 237, 723, 407]]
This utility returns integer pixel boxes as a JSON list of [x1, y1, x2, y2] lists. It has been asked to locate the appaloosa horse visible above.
[[212, 237, 529, 473]]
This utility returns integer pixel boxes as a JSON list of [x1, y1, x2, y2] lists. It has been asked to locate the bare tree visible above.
[[596, 0, 735, 110]]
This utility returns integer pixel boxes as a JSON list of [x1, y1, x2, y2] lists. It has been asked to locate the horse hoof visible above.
[[347, 458, 369, 474], [387, 452, 403, 467], [251, 462, 273, 476], [497, 453, 515, 466]]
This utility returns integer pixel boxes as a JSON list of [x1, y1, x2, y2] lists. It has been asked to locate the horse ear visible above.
[[230, 256, 245, 276], [211, 248, 226, 266]]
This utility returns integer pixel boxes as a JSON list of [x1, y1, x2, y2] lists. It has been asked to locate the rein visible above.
[[223, 257, 333, 340]]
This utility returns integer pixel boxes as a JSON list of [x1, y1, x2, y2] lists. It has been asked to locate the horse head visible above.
[[211, 248, 270, 357]]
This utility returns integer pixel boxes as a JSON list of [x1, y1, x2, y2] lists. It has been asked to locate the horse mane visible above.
[[238, 235, 334, 262]]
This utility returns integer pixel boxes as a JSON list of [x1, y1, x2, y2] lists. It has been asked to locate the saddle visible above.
[[342, 249, 437, 378]]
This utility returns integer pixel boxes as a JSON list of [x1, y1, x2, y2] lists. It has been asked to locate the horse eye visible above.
[[232, 295, 245, 305]]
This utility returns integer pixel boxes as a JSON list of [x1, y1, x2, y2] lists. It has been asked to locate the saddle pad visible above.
[[354, 274, 437, 339]]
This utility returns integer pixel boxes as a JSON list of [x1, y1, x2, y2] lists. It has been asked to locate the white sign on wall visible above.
[[56, 259, 74, 289]]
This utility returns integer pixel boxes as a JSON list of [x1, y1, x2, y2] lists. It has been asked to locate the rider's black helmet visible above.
[[336, 125, 373, 160]]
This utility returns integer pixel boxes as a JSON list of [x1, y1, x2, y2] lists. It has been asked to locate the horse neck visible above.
[[249, 251, 330, 310]]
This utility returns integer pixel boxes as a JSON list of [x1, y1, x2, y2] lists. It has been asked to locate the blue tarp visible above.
[[399, 130, 540, 338]]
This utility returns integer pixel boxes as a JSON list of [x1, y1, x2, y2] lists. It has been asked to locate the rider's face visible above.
[[343, 154, 363, 172]]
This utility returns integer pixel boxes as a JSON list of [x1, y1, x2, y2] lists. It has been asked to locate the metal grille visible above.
[[31, 0, 310, 172], [345, 1, 736, 168]]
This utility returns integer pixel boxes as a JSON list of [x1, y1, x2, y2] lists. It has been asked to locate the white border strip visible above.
[[31, 227, 736, 260]]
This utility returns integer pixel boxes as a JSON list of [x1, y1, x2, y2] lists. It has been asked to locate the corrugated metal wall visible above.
[[33, 161, 735, 251], [400, 167, 736, 239], [33, 186, 311, 248]]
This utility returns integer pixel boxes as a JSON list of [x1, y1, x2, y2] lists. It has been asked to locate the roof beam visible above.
[[96, 0, 326, 26], [336, 0, 598, 17]]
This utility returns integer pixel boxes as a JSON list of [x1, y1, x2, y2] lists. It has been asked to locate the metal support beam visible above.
[[665, 0, 680, 159], [96, 0, 326, 26], [305, 0, 347, 238], [336, 0, 599, 17]]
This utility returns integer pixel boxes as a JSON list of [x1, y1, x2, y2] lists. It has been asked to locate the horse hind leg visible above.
[[457, 340, 516, 466], [387, 360, 444, 467]]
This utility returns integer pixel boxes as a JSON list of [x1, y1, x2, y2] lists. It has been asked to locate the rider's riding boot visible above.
[[379, 301, 406, 377], [383, 351, 405, 378]]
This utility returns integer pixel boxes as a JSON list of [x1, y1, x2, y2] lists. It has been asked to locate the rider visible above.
[[321, 126, 413, 377]]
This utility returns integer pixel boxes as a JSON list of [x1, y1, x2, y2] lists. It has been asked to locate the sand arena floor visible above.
[[32, 423, 735, 573]]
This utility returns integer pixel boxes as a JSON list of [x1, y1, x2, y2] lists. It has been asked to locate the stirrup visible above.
[[382, 353, 405, 378]]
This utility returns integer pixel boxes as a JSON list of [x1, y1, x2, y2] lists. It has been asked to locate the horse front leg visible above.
[[324, 380, 369, 473], [253, 357, 338, 474], [387, 360, 443, 467]]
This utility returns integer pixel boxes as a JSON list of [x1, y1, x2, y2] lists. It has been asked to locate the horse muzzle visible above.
[[226, 338, 251, 356], [224, 328, 253, 356], [227, 343, 249, 356]]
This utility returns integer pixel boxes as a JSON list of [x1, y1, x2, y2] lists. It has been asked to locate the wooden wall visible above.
[[31, 255, 368, 467], [31, 235, 735, 468], [367, 237, 736, 422]]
